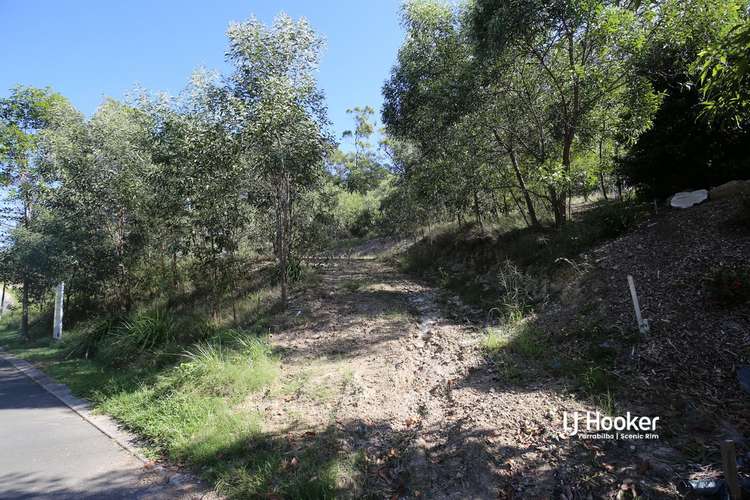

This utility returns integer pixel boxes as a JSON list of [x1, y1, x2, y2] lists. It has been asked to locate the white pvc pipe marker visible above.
[[53, 282, 64, 340], [627, 275, 649, 334]]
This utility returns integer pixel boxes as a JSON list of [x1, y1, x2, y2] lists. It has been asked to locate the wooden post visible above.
[[52, 282, 64, 341], [721, 440, 741, 499], [627, 275, 649, 334]]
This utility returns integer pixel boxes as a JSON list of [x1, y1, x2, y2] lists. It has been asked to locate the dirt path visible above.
[[245, 258, 681, 498]]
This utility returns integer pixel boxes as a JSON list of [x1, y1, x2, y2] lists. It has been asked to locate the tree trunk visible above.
[[559, 132, 573, 226], [549, 186, 565, 227], [509, 149, 539, 227], [568, 192, 572, 220], [598, 138, 608, 201], [172, 251, 178, 291], [472, 190, 485, 232], [490, 191, 502, 220], [509, 189, 530, 227], [276, 172, 290, 309]]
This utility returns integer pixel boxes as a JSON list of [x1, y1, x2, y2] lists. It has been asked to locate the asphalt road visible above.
[[0, 357, 182, 499]]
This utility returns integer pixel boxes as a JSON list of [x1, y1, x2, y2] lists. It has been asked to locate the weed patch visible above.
[[484, 319, 546, 361], [705, 264, 750, 307], [402, 200, 649, 309]]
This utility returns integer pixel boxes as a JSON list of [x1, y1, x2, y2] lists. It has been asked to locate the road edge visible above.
[[0, 347, 218, 498]]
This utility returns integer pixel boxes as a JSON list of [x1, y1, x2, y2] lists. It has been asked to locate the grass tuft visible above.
[[484, 319, 546, 361]]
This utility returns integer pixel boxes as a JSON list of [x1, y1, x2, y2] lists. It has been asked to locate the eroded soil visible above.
[[244, 258, 689, 498]]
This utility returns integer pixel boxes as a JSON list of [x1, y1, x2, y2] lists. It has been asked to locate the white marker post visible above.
[[53, 282, 64, 341], [627, 275, 649, 334], [0, 283, 6, 320]]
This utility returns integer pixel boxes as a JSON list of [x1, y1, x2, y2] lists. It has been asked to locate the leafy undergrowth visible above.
[[482, 312, 634, 414], [401, 200, 651, 308], [0, 273, 364, 498]]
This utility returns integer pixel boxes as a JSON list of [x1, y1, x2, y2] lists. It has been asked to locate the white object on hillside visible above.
[[669, 189, 708, 209], [53, 282, 64, 340], [627, 275, 650, 335]]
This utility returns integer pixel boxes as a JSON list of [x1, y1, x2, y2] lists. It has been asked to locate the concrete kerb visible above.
[[0, 346, 217, 497]]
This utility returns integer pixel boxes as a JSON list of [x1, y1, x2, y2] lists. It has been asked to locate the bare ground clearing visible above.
[[244, 258, 685, 499]]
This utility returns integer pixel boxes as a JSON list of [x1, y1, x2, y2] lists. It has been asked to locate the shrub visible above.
[[62, 318, 115, 359], [98, 308, 178, 366], [705, 264, 750, 307], [178, 333, 279, 399], [497, 260, 548, 317]]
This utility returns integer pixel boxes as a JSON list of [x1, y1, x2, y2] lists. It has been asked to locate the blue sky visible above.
[[0, 0, 404, 143]]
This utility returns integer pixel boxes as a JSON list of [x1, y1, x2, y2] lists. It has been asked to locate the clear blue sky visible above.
[[0, 0, 404, 143]]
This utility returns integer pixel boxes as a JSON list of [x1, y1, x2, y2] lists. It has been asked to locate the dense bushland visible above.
[[3, 2, 749, 339]]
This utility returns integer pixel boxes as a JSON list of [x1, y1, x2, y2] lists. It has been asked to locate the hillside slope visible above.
[[240, 197, 750, 498]]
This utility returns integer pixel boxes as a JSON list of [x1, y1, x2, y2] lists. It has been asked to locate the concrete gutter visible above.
[[0, 347, 219, 499]]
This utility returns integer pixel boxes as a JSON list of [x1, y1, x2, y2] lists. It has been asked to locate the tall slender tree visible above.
[[226, 14, 333, 308]]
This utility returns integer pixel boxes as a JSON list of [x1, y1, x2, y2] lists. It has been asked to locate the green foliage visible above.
[[705, 264, 750, 307], [620, 0, 748, 198], [98, 334, 277, 466], [61, 318, 115, 359], [97, 308, 178, 366], [176, 334, 279, 400], [697, 16, 750, 125], [485, 321, 546, 361], [496, 261, 548, 317], [328, 176, 393, 237], [226, 14, 333, 307]]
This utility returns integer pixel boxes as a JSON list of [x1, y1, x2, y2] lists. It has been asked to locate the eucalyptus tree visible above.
[[342, 106, 375, 171], [226, 14, 333, 308], [141, 73, 262, 313], [42, 97, 157, 311], [336, 106, 390, 194], [0, 86, 75, 337], [471, 0, 657, 224], [383, 0, 544, 227], [383, 0, 489, 226], [698, 18, 750, 126]]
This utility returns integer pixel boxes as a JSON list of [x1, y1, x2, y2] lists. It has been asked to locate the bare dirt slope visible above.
[[244, 257, 689, 498]]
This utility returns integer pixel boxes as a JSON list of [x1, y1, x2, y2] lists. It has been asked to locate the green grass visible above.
[[484, 320, 546, 361], [0, 309, 363, 498], [483, 313, 631, 416]]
